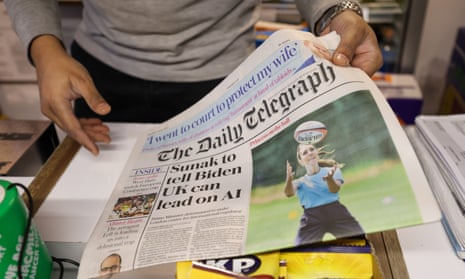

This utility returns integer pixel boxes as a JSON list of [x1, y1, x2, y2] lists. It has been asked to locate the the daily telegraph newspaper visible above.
[[77, 30, 440, 278]]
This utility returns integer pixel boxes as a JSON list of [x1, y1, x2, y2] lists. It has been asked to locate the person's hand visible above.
[[320, 10, 383, 76], [323, 165, 337, 181], [284, 160, 296, 197], [323, 165, 341, 193], [286, 160, 294, 180], [30, 35, 112, 155]]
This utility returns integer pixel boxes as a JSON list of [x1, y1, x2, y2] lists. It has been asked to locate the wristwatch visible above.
[[314, 0, 364, 36]]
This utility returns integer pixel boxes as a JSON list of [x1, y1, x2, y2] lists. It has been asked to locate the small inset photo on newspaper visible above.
[[109, 193, 157, 220]]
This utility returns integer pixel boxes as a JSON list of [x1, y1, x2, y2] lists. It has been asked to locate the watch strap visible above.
[[314, 0, 364, 36]]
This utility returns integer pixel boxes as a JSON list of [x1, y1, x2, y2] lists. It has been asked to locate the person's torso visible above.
[[294, 167, 343, 208], [76, 0, 260, 81]]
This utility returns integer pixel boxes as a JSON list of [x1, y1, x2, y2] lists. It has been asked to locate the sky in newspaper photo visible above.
[[245, 90, 423, 254]]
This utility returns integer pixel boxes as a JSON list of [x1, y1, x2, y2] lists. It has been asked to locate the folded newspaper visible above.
[[77, 29, 441, 278], [408, 114, 465, 260]]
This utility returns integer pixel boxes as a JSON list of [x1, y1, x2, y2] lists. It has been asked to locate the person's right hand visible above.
[[30, 35, 112, 155], [320, 10, 383, 76]]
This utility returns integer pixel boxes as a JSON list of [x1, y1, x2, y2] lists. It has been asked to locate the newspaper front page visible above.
[[77, 30, 440, 278]]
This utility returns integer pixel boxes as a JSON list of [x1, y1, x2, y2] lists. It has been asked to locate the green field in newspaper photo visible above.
[[245, 90, 423, 254]]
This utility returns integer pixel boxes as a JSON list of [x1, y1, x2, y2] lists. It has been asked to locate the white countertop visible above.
[[397, 221, 465, 278], [3, 123, 157, 259], [35, 123, 158, 243]]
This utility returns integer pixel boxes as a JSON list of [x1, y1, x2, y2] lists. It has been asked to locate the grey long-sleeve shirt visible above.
[[4, 0, 343, 82]]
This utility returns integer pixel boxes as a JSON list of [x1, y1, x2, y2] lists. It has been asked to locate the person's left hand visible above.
[[320, 10, 383, 76], [323, 165, 337, 181]]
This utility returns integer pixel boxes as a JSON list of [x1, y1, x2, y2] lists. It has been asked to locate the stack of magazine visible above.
[[406, 114, 465, 260]]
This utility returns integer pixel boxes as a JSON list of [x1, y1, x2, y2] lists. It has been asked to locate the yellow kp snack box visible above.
[[177, 238, 375, 279], [177, 251, 280, 279], [280, 243, 373, 279]]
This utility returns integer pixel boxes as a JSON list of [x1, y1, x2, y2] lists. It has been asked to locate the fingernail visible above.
[[334, 53, 350, 66], [97, 103, 111, 114]]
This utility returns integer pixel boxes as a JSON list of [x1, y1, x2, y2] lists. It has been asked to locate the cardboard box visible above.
[[176, 238, 383, 279], [372, 73, 423, 124]]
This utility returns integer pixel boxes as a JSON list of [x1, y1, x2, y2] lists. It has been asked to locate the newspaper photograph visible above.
[[77, 29, 440, 278]]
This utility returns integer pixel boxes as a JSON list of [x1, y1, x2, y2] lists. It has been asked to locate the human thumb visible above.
[[80, 83, 111, 116], [333, 52, 351, 66], [69, 73, 112, 116], [91, 99, 111, 116]]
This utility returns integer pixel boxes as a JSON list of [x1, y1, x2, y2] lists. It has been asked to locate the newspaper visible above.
[[410, 114, 465, 259], [415, 115, 465, 207], [77, 29, 440, 278]]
